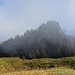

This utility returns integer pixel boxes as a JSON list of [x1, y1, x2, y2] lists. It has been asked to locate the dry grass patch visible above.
[[2, 67, 75, 75]]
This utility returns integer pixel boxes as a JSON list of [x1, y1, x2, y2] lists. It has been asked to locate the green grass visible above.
[[0, 57, 25, 74], [0, 56, 75, 74]]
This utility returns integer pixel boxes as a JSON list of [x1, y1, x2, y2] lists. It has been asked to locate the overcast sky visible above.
[[0, 0, 75, 41]]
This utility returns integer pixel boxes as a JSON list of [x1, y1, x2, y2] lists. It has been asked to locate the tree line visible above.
[[0, 20, 75, 59]]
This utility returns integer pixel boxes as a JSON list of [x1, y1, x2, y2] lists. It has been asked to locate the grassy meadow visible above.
[[2, 67, 75, 75], [0, 57, 75, 75]]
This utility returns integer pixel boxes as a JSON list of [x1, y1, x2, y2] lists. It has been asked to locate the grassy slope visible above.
[[3, 67, 75, 75], [0, 57, 75, 74]]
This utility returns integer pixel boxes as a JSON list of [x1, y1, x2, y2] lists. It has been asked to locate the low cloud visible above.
[[0, 0, 75, 41], [0, 0, 52, 41]]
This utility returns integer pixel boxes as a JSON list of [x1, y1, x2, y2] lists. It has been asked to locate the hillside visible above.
[[0, 20, 75, 59], [0, 56, 75, 74]]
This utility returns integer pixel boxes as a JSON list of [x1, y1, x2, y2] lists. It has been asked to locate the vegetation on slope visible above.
[[3, 67, 75, 75], [0, 20, 75, 59], [0, 56, 75, 74]]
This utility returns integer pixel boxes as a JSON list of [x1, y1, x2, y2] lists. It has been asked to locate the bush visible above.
[[69, 57, 75, 69], [49, 64, 55, 68]]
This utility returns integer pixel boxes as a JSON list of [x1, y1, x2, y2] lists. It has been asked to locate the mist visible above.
[[0, 20, 75, 59], [0, 0, 75, 41]]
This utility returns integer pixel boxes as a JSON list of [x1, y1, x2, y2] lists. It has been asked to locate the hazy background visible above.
[[0, 0, 75, 41]]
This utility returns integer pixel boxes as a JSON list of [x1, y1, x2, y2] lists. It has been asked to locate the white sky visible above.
[[0, 0, 75, 41]]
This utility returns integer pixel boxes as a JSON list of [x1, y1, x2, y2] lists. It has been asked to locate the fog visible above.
[[0, 0, 75, 41], [1, 20, 75, 58]]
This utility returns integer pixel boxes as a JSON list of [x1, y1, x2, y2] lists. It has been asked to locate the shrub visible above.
[[69, 57, 75, 69]]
